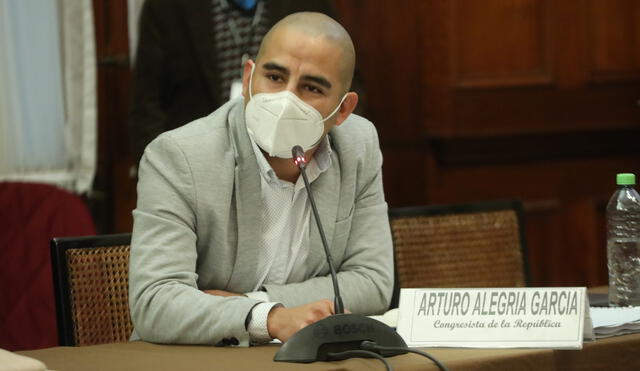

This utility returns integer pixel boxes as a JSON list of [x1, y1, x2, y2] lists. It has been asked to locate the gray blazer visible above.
[[129, 98, 393, 346]]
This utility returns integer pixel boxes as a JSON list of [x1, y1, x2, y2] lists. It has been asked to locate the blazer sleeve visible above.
[[263, 122, 394, 315], [129, 133, 259, 346]]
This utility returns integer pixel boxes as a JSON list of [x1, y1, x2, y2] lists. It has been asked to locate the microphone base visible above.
[[273, 313, 407, 363]]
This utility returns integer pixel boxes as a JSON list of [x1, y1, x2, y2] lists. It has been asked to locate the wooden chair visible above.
[[388, 200, 530, 308], [50, 233, 133, 346]]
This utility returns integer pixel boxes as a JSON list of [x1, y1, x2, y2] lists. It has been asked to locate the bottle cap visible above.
[[616, 173, 636, 185]]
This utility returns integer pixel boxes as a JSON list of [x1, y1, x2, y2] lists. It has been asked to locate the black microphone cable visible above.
[[360, 341, 449, 371], [327, 349, 392, 371]]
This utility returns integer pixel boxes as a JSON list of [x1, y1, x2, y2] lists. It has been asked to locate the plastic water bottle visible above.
[[607, 173, 640, 306]]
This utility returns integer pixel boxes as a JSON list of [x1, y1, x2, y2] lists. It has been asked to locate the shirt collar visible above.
[[248, 136, 333, 185], [312, 135, 333, 173]]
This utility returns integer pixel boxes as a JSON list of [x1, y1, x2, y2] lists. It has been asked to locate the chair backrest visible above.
[[388, 200, 530, 308], [50, 233, 132, 346]]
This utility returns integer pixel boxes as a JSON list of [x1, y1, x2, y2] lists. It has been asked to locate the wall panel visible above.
[[92, 0, 135, 233], [588, 0, 640, 79], [337, 0, 640, 288], [454, 0, 552, 88]]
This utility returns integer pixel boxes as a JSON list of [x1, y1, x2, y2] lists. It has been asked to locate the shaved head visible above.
[[256, 12, 356, 91], [242, 11, 361, 164]]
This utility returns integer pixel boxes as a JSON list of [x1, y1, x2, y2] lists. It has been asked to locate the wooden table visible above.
[[18, 333, 640, 371]]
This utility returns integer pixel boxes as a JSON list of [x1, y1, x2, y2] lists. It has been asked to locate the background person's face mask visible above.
[[245, 63, 347, 158]]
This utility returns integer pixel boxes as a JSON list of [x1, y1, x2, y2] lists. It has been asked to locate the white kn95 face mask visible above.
[[244, 63, 347, 158]]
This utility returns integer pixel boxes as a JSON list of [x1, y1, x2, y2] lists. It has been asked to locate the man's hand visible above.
[[266, 300, 335, 342], [203, 289, 245, 297]]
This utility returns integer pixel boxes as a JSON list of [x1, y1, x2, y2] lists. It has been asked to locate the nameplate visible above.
[[396, 287, 587, 349]]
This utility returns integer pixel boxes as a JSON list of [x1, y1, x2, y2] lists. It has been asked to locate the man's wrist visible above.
[[266, 304, 285, 340], [247, 302, 282, 343]]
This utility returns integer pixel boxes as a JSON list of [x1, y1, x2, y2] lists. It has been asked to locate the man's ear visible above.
[[241, 59, 254, 98], [334, 92, 358, 126]]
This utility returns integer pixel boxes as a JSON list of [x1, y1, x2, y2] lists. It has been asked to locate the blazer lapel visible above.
[[304, 152, 341, 277], [226, 103, 262, 292]]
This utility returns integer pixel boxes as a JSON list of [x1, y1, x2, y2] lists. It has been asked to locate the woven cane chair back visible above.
[[389, 200, 529, 307], [51, 234, 133, 346]]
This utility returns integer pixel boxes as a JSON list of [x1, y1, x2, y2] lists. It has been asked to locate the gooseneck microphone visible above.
[[292, 145, 344, 314], [273, 145, 409, 365]]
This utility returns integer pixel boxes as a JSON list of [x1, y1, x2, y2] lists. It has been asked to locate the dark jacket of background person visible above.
[[129, 0, 337, 163]]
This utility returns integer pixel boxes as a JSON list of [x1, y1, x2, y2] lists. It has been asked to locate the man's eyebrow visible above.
[[261, 62, 332, 90], [262, 62, 289, 75], [302, 75, 332, 90]]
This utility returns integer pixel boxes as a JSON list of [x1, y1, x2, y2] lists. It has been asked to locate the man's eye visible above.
[[267, 74, 283, 82], [305, 85, 323, 94]]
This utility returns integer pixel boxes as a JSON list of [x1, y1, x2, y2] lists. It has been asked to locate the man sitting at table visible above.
[[129, 11, 393, 347]]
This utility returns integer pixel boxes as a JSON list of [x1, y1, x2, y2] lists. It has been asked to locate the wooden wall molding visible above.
[[428, 127, 640, 168]]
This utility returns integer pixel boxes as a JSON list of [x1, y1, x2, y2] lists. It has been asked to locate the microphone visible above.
[[273, 146, 407, 364], [291, 145, 344, 314], [292, 145, 307, 170]]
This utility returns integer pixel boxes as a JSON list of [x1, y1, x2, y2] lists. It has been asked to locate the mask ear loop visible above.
[[248, 62, 256, 99], [307, 93, 350, 149], [320, 93, 349, 123]]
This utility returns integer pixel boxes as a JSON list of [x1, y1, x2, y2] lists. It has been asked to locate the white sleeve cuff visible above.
[[248, 302, 280, 343], [245, 290, 270, 302]]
